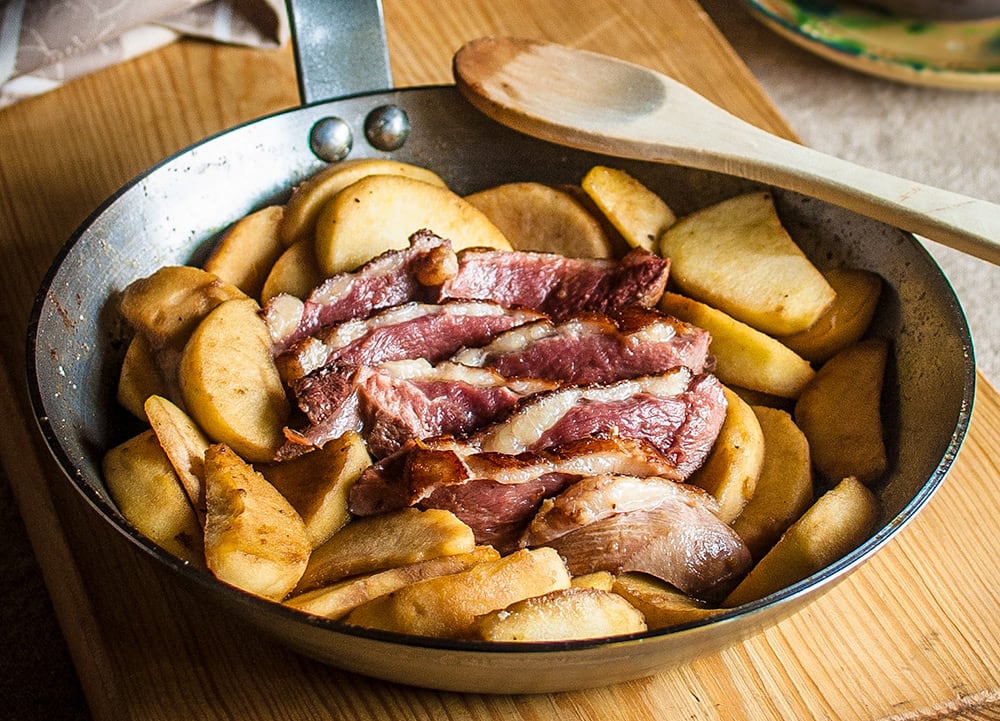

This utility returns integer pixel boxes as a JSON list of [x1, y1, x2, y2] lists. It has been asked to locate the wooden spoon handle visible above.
[[454, 37, 1000, 266]]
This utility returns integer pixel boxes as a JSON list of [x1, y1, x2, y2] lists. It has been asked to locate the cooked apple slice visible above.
[[581, 165, 676, 253], [465, 181, 614, 257], [119, 265, 247, 402], [314, 174, 511, 276], [778, 267, 882, 363], [259, 431, 372, 549], [203, 205, 286, 300], [102, 430, 203, 565], [344, 547, 571, 638], [689, 386, 765, 523], [260, 238, 323, 302], [475, 587, 647, 641], [280, 158, 447, 247], [731, 406, 814, 560], [179, 298, 289, 463], [119, 265, 247, 351], [296, 507, 476, 592], [611, 572, 723, 630], [660, 292, 815, 399], [144, 394, 211, 517], [659, 192, 835, 336], [285, 546, 498, 620], [795, 338, 889, 484], [203, 443, 310, 600], [117, 334, 167, 419], [723, 476, 879, 607]]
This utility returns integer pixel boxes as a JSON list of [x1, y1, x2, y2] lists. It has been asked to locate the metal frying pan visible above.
[[26, 0, 975, 694]]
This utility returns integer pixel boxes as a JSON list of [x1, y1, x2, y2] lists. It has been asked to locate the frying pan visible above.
[[26, 0, 975, 694]]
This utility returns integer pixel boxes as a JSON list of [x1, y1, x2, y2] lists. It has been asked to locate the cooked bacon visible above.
[[348, 435, 681, 552], [438, 246, 669, 320], [471, 368, 726, 479], [264, 230, 458, 353], [526, 474, 751, 599], [283, 359, 553, 457], [357, 361, 552, 457], [277, 300, 545, 382], [452, 305, 711, 384]]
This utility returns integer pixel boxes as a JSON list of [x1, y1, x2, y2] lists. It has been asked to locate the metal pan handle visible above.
[[286, 0, 393, 104]]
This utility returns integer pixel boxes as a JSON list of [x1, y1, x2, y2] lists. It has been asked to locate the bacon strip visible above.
[[438, 246, 669, 320], [264, 230, 457, 353], [452, 305, 711, 384]]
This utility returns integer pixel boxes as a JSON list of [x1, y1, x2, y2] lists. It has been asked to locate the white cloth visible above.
[[0, 0, 287, 108]]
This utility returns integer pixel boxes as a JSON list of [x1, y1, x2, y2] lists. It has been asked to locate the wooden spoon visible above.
[[453, 37, 1000, 265]]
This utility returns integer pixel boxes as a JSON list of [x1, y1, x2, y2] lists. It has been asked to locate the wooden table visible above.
[[1, 1, 997, 718]]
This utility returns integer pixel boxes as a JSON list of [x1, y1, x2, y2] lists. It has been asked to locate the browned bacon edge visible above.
[[348, 435, 683, 553]]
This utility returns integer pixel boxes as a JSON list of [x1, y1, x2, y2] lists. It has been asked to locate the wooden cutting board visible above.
[[0, 1, 997, 719]]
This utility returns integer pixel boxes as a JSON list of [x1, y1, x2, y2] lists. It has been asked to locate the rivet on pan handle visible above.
[[286, 0, 393, 105]]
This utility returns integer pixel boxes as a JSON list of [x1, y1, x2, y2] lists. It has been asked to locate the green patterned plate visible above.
[[746, 0, 1000, 89]]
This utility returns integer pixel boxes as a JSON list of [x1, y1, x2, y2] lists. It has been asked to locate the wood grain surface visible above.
[[0, 1, 997, 719]]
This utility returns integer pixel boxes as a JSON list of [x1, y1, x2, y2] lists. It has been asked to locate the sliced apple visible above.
[[660, 292, 815, 399], [688, 386, 765, 524], [731, 406, 814, 560], [260, 431, 372, 549], [723, 476, 879, 607], [465, 181, 613, 257], [280, 158, 447, 247], [659, 192, 835, 336], [778, 267, 882, 363], [795, 338, 889, 484], [581, 165, 676, 253], [313, 174, 511, 277], [179, 298, 289, 463], [102, 430, 203, 565], [203, 205, 286, 300]]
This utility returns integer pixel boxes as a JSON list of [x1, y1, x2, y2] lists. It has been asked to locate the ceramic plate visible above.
[[746, 0, 1000, 89]]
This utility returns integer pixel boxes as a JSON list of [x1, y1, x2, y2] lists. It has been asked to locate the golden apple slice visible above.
[[465, 181, 614, 257], [344, 547, 571, 638], [260, 238, 323, 302], [659, 192, 835, 336], [116, 334, 167, 419], [581, 165, 676, 253], [144, 394, 211, 517], [688, 386, 765, 523], [474, 587, 647, 641], [296, 507, 476, 592], [203, 443, 310, 600], [314, 174, 511, 277], [259, 431, 372, 549], [285, 547, 498, 620], [203, 205, 286, 300], [611, 572, 723, 630], [795, 338, 889, 484], [102, 430, 203, 565], [778, 267, 882, 363], [731, 405, 814, 560], [660, 292, 815, 399], [179, 298, 289, 463], [280, 158, 447, 247], [723, 476, 879, 607]]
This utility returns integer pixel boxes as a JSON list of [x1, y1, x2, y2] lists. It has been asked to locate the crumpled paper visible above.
[[0, 0, 287, 108]]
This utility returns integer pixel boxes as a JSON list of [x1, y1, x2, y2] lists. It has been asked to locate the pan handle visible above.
[[285, 0, 393, 104]]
